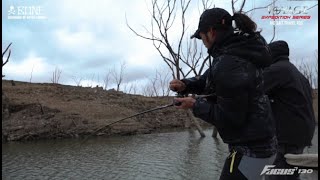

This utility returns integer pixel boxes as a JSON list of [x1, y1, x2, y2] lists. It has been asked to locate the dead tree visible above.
[[296, 58, 317, 89], [2, 43, 12, 78], [314, 50, 318, 89], [156, 69, 171, 96], [126, 0, 211, 80], [127, 0, 282, 137], [72, 76, 83, 86], [142, 82, 156, 97], [123, 81, 138, 95], [86, 73, 95, 87], [51, 67, 62, 84], [127, 0, 212, 137], [111, 61, 126, 92], [150, 76, 159, 97], [103, 69, 112, 90], [30, 65, 35, 83], [144, 69, 171, 97], [2, 43, 12, 121]]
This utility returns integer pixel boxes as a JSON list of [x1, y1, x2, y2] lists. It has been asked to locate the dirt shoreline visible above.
[[2, 80, 212, 142], [2, 80, 318, 142]]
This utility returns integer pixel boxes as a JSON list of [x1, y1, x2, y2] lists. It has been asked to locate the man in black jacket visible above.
[[170, 7, 277, 180], [263, 40, 316, 180]]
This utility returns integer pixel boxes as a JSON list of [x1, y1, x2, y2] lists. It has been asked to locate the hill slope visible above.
[[2, 80, 317, 141], [2, 80, 207, 141]]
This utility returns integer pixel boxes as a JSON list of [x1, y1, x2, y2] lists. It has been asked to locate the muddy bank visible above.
[[2, 80, 211, 142], [2, 80, 318, 142]]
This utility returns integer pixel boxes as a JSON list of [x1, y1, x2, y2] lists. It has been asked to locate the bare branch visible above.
[[201, 0, 213, 10], [2, 42, 12, 67], [30, 65, 34, 83], [51, 67, 62, 84], [231, 0, 236, 14], [239, 0, 246, 12], [269, 0, 276, 43], [103, 69, 111, 90], [111, 61, 126, 91], [2, 50, 11, 68], [245, 0, 279, 13], [127, 0, 212, 81], [2, 42, 12, 57], [307, 4, 318, 10], [177, 0, 192, 78], [126, 14, 163, 42], [72, 76, 83, 86]]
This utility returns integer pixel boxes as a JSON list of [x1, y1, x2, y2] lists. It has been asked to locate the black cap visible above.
[[268, 40, 289, 60], [191, 8, 232, 39], [269, 40, 289, 57]]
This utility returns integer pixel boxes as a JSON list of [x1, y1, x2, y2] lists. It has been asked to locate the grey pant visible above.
[[265, 144, 305, 180], [219, 151, 276, 180]]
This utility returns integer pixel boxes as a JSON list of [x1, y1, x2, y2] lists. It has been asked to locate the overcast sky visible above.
[[2, 0, 318, 93]]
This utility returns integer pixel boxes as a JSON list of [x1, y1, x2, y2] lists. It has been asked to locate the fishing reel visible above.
[[173, 93, 218, 106], [173, 92, 188, 106]]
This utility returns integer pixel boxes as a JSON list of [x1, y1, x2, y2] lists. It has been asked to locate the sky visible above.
[[2, 0, 318, 94]]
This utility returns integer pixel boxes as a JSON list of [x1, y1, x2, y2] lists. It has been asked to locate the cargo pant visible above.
[[219, 150, 276, 180], [264, 144, 305, 180]]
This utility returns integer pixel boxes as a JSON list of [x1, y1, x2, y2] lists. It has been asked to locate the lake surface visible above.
[[2, 127, 318, 180]]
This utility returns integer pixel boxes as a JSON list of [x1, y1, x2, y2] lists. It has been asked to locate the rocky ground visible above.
[[2, 80, 211, 142], [2, 80, 318, 142]]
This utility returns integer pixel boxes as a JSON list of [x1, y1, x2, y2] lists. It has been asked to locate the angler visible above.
[[170, 7, 277, 180]]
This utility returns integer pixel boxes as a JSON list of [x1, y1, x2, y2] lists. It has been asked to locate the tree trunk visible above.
[[187, 109, 205, 137], [212, 126, 218, 138]]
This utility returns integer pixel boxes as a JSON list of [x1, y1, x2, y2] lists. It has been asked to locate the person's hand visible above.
[[174, 97, 196, 109], [169, 79, 186, 92]]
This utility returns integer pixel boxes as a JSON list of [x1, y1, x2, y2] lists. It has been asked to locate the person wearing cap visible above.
[[263, 40, 316, 180], [169, 8, 276, 180]]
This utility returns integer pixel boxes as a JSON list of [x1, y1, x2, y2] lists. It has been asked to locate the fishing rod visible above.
[[76, 93, 216, 146], [91, 93, 216, 136], [75, 96, 182, 147], [92, 101, 180, 136]]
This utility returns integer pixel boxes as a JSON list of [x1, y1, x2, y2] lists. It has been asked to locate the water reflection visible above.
[[2, 127, 318, 180]]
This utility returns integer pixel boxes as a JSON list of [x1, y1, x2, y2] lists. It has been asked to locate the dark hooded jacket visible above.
[[263, 40, 315, 147], [180, 31, 276, 157]]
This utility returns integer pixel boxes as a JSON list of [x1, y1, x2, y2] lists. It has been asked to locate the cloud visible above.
[[53, 28, 114, 59], [3, 52, 53, 82], [55, 29, 95, 49], [2, 0, 318, 92]]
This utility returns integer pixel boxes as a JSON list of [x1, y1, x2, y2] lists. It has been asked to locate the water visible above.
[[2, 127, 318, 180]]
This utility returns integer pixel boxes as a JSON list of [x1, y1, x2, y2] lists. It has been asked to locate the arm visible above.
[[192, 59, 251, 127], [180, 69, 209, 95]]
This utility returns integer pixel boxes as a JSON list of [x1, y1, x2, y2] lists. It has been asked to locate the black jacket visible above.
[[263, 40, 316, 147], [181, 31, 276, 156]]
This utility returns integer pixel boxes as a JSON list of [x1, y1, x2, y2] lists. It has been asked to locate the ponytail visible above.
[[232, 12, 257, 34]]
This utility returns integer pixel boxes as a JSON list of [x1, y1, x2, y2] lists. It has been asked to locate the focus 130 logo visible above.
[[261, 165, 314, 175]]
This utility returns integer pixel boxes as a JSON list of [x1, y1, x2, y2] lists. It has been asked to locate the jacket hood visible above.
[[268, 40, 290, 63], [210, 32, 272, 68]]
